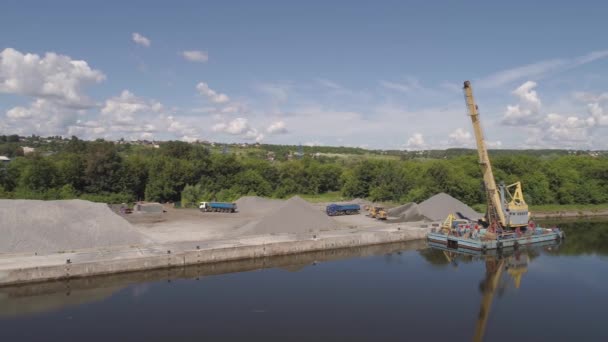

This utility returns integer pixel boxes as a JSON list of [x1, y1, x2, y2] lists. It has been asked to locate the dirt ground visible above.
[[124, 202, 431, 244]]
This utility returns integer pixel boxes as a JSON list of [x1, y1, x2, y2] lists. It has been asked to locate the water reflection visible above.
[[0, 240, 425, 318], [424, 241, 560, 342]]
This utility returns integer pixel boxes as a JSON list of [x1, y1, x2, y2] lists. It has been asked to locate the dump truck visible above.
[[199, 201, 238, 213], [326, 203, 361, 216]]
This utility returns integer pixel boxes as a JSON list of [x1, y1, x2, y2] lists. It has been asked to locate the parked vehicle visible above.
[[368, 206, 388, 220], [326, 203, 361, 216], [199, 202, 238, 213]]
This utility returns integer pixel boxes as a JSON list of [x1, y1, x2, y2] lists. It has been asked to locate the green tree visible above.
[[84, 141, 123, 193], [181, 184, 204, 207]]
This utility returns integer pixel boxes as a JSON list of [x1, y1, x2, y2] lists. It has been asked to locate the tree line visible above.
[[1, 138, 607, 207]]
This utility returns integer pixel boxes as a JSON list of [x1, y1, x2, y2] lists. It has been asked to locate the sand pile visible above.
[[244, 196, 339, 235], [387, 202, 427, 222], [418, 193, 481, 221], [235, 196, 284, 215], [0, 199, 150, 254]]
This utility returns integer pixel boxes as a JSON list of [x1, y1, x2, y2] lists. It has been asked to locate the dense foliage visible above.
[[1, 137, 607, 206]]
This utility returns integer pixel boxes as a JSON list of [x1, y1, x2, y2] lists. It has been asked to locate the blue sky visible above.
[[1, 0, 608, 149]]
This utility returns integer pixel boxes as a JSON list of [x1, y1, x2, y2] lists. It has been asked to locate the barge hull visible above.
[[427, 231, 564, 251]]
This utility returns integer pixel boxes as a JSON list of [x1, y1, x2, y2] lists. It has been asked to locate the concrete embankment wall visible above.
[[0, 226, 430, 287]]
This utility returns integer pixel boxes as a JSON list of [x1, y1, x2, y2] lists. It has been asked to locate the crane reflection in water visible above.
[[423, 241, 560, 342]]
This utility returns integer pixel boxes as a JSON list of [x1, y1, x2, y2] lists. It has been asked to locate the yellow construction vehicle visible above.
[[369, 206, 388, 220], [463, 81, 529, 229]]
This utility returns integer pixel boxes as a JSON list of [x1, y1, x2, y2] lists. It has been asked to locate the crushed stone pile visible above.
[[387, 202, 427, 222], [0, 199, 150, 254], [243, 196, 339, 235], [235, 196, 284, 215], [343, 198, 372, 206], [418, 193, 482, 221]]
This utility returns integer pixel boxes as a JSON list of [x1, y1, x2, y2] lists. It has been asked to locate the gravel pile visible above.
[[387, 202, 427, 222], [0, 199, 150, 254], [418, 193, 482, 221], [244, 196, 339, 235], [235, 196, 284, 215]]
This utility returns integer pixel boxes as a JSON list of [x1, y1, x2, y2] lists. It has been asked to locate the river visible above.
[[1, 219, 607, 341]]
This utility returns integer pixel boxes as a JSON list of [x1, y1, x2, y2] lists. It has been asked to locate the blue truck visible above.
[[326, 203, 361, 216], [199, 201, 238, 213]]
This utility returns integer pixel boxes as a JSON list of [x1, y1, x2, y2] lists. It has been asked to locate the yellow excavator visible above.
[[463, 81, 529, 229]]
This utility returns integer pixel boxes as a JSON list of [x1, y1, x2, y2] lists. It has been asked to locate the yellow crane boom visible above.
[[463, 81, 506, 227], [463, 81, 529, 228]]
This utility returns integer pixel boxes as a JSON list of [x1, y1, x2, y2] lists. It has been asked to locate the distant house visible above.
[[266, 151, 275, 161], [21, 146, 35, 155], [0, 156, 10, 164]]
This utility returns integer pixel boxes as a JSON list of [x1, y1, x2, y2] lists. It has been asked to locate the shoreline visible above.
[[0, 224, 431, 287], [531, 209, 608, 219]]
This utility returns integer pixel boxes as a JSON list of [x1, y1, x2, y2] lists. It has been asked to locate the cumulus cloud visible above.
[[541, 113, 593, 144], [406, 133, 425, 149], [266, 120, 287, 134], [182, 50, 208, 63], [132, 33, 151, 47], [196, 82, 230, 104], [448, 128, 474, 147], [4, 99, 80, 136], [502, 81, 543, 126], [101, 90, 163, 125], [587, 102, 608, 126], [62, 91, 198, 141], [212, 117, 264, 142], [0, 48, 105, 107]]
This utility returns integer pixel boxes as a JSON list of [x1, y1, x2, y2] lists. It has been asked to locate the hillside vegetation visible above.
[[1, 136, 607, 208]]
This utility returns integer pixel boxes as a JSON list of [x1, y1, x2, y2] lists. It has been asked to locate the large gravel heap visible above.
[[244, 196, 339, 235], [0, 199, 149, 254], [387, 202, 426, 222], [418, 193, 481, 221], [235, 196, 284, 215]]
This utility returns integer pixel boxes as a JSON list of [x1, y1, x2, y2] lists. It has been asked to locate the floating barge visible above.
[[427, 225, 564, 252]]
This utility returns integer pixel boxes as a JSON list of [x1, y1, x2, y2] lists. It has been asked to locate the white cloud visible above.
[[448, 128, 473, 147], [380, 77, 424, 93], [316, 78, 342, 90], [266, 120, 287, 134], [573, 91, 608, 103], [513, 81, 541, 109], [502, 81, 543, 126], [478, 49, 608, 88], [486, 140, 503, 148], [4, 99, 82, 136], [0, 48, 105, 107], [587, 103, 608, 126], [406, 133, 425, 149], [132, 33, 151, 47], [101, 90, 163, 125], [196, 82, 230, 104], [181, 50, 208, 63], [212, 117, 264, 142], [218, 117, 249, 135], [256, 82, 290, 103], [542, 113, 593, 144]]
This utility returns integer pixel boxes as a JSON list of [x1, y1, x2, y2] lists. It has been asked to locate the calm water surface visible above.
[[1, 219, 607, 341]]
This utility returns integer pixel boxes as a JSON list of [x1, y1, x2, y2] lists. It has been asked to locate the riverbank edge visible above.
[[0, 225, 431, 287], [531, 209, 608, 219]]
